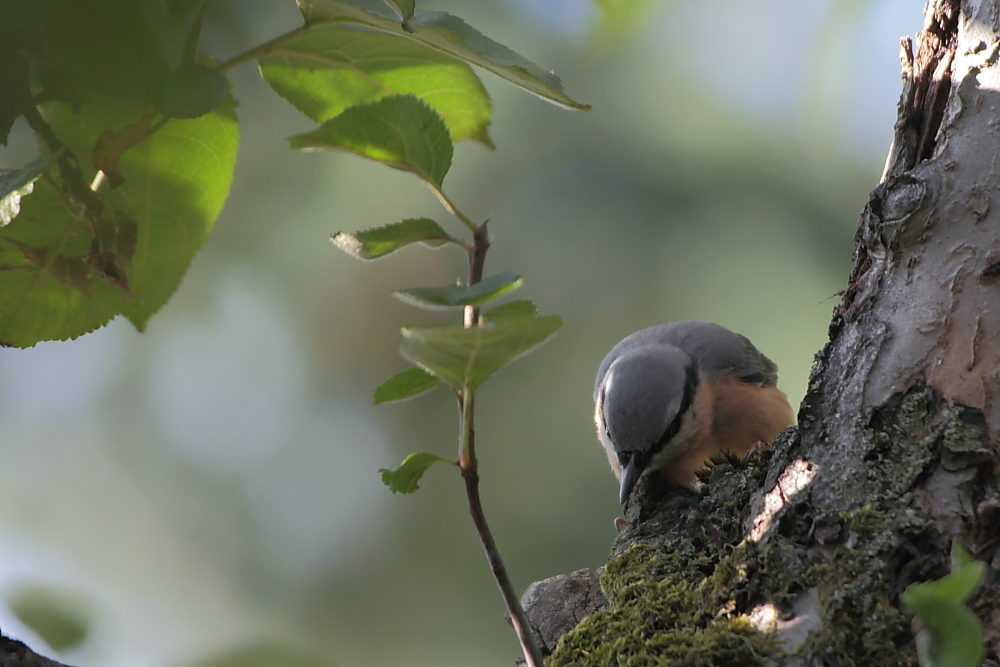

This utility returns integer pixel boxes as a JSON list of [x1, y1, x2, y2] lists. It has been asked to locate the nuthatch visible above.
[[595, 321, 795, 504]]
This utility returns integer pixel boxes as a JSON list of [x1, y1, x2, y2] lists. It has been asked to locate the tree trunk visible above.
[[519, 0, 1000, 664]]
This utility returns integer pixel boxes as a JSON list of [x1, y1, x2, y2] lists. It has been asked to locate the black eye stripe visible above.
[[649, 359, 699, 456]]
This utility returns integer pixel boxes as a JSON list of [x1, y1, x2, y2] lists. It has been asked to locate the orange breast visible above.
[[656, 374, 795, 487]]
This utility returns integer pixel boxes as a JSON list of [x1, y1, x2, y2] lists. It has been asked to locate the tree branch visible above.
[[455, 211, 543, 667]]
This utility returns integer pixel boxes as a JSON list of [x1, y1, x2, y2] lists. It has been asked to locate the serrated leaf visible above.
[[398, 307, 562, 391], [260, 23, 491, 145], [296, 0, 589, 111], [0, 99, 238, 346], [379, 451, 453, 493], [394, 271, 521, 309], [373, 366, 441, 403], [0, 181, 130, 345], [484, 299, 537, 321], [0, 156, 51, 226], [331, 217, 451, 260], [86, 100, 238, 331], [384, 0, 415, 21], [290, 95, 451, 187]]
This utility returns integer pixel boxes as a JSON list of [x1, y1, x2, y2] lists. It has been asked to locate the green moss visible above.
[[547, 542, 783, 667], [840, 503, 883, 539], [800, 543, 916, 666]]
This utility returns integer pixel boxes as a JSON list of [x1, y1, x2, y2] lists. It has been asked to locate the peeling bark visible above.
[[519, 0, 1000, 663]]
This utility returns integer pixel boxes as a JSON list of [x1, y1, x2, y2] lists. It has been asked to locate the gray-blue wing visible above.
[[594, 321, 779, 399]]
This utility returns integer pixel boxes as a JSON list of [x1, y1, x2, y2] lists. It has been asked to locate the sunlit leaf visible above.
[[6, 582, 92, 651], [260, 23, 491, 145], [331, 217, 451, 260], [373, 366, 441, 404], [296, 0, 589, 110], [289, 95, 451, 187], [0, 181, 129, 345], [398, 305, 561, 391], [394, 271, 521, 309], [75, 100, 238, 330], [0, 98, 238, 345], [379, 451, 453, 493], [0, 155, 51, 226]]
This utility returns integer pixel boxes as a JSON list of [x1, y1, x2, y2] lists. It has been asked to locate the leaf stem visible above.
[[181, 0, 214, 64], [215, 24, 311, 72], [454, 220, 543, 667], [431, 183, 479, 235], [22, 105, 103, 219]]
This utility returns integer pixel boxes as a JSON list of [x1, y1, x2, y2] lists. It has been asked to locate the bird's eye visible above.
[[604, 423, 611, 439]]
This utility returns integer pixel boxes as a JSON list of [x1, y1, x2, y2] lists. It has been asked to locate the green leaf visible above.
[[951, 539, 974, 572], [379, 451, 453, 493], [289, 95, 452, 187], [373, 366, 441, 404], [912, 601, 983, 667], [6, 582, 92, 651], [157, 63, 230, 119], [483, 299, 537, 321], [384, 0, 415, 21], [394, 271, 521, 309], [296, 0, 589, 111], [904, 560, 986, 608], [902, 551, 986, 667], [398, 305, 562, 391], [87, 100, 238, 330], [0, 99, 238, 345], [260, 23, 492, 145], [0, 180, 130, 345], [0, 156, 51, 226], [331, 217, 451, 260]]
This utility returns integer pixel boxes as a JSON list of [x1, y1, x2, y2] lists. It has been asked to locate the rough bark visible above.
[[520, 0, 1000, 664], [0, 634, 75, 667]]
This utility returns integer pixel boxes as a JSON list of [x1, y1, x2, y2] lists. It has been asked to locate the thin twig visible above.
[[456, 216, 544, 667]]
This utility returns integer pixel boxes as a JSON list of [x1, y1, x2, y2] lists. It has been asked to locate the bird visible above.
[[594, 321, 795, 504]]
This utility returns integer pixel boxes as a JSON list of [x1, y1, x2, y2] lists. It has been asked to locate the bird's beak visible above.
[[619, 456, 644, 505]]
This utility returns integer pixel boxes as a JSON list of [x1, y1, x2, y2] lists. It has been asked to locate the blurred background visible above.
[[0, 1, 922, 666]]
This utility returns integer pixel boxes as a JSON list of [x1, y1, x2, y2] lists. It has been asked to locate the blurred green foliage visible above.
[[6, 582, 92, 652]]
